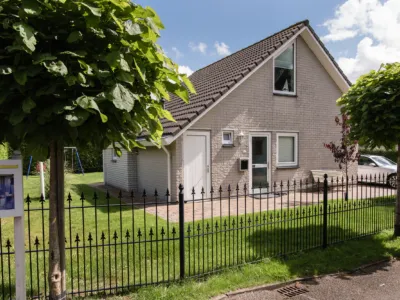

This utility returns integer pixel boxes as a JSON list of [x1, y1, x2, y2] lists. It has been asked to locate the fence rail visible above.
[[0, 174, 396, 299]]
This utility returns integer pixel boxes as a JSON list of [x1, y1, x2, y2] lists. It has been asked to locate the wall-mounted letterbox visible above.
[[239, 158, 249, 171]]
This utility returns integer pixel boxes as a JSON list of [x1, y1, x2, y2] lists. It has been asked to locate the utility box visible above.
[[239, 158, 249, 171]]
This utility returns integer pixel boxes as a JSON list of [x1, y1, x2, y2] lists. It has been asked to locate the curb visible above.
[[211, 258, 394, 299]]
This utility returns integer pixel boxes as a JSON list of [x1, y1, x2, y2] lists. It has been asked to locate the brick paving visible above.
[[91, 183, 395, 222]]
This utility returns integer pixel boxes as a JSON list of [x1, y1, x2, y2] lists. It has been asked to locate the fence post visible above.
[[178, 184, 185, 279], [323, 174, 328, 249]]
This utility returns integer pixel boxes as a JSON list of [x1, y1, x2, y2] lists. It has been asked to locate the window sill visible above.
[[273, 92, 298, 98], [222, 144, 234, 148], [276, 165, 299, 169]]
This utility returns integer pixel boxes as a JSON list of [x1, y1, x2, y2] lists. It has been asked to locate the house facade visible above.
[[103, 20, 355, 201]]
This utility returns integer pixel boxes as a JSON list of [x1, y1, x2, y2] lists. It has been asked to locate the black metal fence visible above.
[[0, 174, 396, 299]]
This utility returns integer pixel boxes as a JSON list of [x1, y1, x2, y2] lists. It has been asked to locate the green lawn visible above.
[[87, 230, 400, 300], [0, 173, 396, 299]]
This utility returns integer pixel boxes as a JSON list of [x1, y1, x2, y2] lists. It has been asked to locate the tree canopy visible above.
[[338, 63, 400, 150], [0, 0, 195, 159]]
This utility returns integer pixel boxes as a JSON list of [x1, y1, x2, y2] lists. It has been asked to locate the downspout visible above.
[[161, 145, 172, 202]]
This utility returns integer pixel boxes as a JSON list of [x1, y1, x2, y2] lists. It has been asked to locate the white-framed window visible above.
[[222, 130, 234, 145], [276, 133, 298, 167], [273, 42, 296, 95], [111, 148, 118, 161]]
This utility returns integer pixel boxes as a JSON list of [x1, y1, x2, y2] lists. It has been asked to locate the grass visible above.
[[0, 173, 397, 299], [87, 230, 400, 300]]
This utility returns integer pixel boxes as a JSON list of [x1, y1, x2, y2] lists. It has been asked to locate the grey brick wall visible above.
[[173, 35, 356, 194], [103, 148, 137, 192]]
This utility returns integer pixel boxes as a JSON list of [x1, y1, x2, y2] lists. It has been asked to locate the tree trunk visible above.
[[49, 140, 66, 299], [394, 143, 400, 237]]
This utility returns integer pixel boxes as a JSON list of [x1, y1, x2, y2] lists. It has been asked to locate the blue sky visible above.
[[143, 0, 400, 82]]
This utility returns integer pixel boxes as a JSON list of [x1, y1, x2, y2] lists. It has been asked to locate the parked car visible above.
[[358, 155, 397, 188]]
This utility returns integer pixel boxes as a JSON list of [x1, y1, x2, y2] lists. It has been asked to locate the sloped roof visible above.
[[162, 20, 351, 137]]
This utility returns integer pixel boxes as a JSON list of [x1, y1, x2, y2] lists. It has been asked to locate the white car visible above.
[[358, 155, 397, 188]]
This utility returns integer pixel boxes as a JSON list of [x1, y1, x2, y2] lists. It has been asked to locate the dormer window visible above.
[[274, 43, 295, 95]]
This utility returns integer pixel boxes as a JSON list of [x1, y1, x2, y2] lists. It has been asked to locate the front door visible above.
[[183, 131, 211, 200], [250, 133, 271, 194]]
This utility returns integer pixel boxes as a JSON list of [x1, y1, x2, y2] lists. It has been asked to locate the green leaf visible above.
[[65, 75, 77, 86], [22, 97, 36, 113], [145, 17, 160, 36], [77, 72, 86, 84], [78, 60, 94, 75], [80, 1, 102, 17], [65, 109, 90, 127], [165, 81, 189, 103], [12, 22, 37, 53], [154, 81, 170, 100], [33, 53, 57, 64], [161, 109, 175, 122], [110, 10, 124, 31], [22, 0, 42, 15], [105, 51, 119, 69], [59, 50, 87, 58], [0, 66, 12, 75], [44, 61, 68, 76], [181, 74, 196, 94], [147, 7, 164, 29], [13, 70, 28, 85], [107, 83, 138, 112], [75, 95, 108, 123], [116, 71, 135, 86], [133, 58, 145, 82], [9, 110, 25, 126], [88, 27, 105, 38], [67, 31, 83, 43], [120, 57, 130, 72], [124, 22, 142, 35], [109, 0, 130, 9]]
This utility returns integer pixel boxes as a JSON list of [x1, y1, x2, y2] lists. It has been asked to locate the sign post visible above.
[[0, 159, 25, 300]]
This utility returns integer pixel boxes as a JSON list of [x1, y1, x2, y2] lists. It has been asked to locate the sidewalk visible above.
[[220, 260, 400, 300]]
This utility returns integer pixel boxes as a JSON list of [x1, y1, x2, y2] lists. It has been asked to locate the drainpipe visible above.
[[161, 145, 172, 202]]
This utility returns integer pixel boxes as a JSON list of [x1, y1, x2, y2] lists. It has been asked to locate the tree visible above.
[[0, 0, 194, 298], [337, 62, 400, 236], [323, 114, 360, 200], [0, 143, 9, 159]]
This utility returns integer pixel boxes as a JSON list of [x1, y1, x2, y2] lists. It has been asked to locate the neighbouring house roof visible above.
[[161, 19, 351, 140]]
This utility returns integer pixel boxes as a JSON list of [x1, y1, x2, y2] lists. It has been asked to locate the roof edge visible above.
[[188, 19, 310, 77]]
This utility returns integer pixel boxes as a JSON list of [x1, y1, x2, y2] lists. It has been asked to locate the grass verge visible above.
[[88, 230, 400, 300]]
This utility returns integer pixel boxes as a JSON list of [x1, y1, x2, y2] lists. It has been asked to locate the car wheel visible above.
[[387, 174, 397, 189]]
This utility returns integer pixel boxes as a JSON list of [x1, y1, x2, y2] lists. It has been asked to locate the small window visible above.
[[277, 133, 298, 167], [112, 148, 118, 161], [274, 43, 295, 94], [222, 131, 234, 145]]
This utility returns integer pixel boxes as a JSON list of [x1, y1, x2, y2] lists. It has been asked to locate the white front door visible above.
[[183, 131, 211, 200], [249, 133, 271, 194]]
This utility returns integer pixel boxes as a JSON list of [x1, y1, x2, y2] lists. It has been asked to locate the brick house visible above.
[[103, 20, 354, 201]]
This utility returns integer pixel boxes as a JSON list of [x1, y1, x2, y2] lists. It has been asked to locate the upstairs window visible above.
[[274, 43, 295, 94]]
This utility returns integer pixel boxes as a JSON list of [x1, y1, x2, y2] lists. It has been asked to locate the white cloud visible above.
[[322, 0, 400, 82], [189, 42, 208, 54], [171, 47, 183, 59], [178, 65, 194, 76], [214, 41, 231, 56]]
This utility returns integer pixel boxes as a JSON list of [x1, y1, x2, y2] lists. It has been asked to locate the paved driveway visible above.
[[92, 183, 395, 222], [227, 260, 400, 300]]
